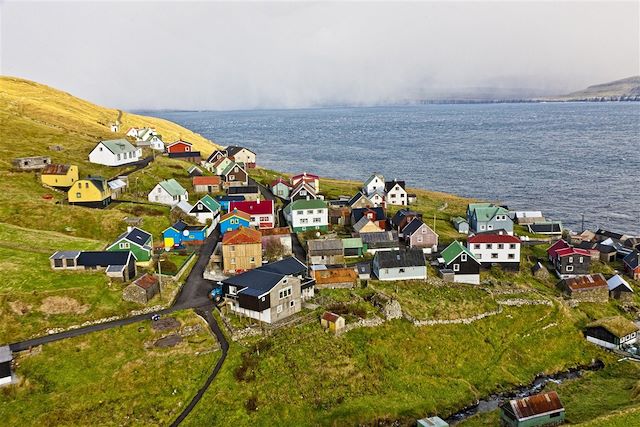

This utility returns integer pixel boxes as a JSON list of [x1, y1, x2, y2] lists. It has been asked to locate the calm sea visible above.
[[142, 103, 640, 234]]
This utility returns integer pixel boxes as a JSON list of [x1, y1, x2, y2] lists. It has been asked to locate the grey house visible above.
[[372, 249, 426, 281], [307, 239, 344, 265], [466, 203, 513, 234], [401, 218, 438, 253]]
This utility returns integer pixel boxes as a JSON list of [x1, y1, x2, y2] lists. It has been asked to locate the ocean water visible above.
[[142, 103, 640, 234]]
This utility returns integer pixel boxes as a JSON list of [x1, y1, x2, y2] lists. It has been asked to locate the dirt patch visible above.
[[154, 334, 183, 348], [151, 317, 181, 331], [39, 296, 90, 315], [9, 300, 32, 315]]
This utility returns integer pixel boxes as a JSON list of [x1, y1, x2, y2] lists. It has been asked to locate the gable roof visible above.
[[467, 230, 521, 244], [353, 216, 381, 233], [206, 149, 228, 162], [99, 139, 137, 155], [77, 250, 133, 267], [441, 241, 479, 265], [167, 139, 192, 148], [42, 164, 72, 175], [133, 273, 159, 289], [221, 161, 246, 176], [229, 200, 274, 215], [220, 209, 252, 222], [222, 226, 262, 245], [363, 173, 384, 187], [342, 237, 363, 249], [384, 180, 406, 192], [607, 275, 633, 293], [49, 250, 81, 260], [402, 218, 434, 237], [452, 216, 469, 225], [528, 222, 562, 234], [259, 256, 307, 276], [228, 185, 259, 195], [284, 199, 328, 213], [351, 207, 386, 223], [505, 391, 564, 421], [587, 316, 639, 338], [193, 194, 221, 212], [192, 176, 221, 186], [260, 227, 291, 237], [224, 269, 284, 296], [392, 209, 419, 225], [116, 227, 152, 247], [226, 145, 255, 156], [547, 239, 571, 257], [271, 177, 293, 188], [348, 191, 372, 207], [322, 312, 343, 322], [166, 220, 207, 233], [623, 250, 640, 269], [472, 204, 510, 222], [562, 273, 607, 291], [290, 181, 317, 196], [81, 176, 107, 193], [555, 247, 591, 258], [375, 249, 425, 268], [157, 179, 187, 197]]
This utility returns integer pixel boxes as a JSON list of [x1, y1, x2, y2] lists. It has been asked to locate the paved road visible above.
[[169, 307, 229, 426]]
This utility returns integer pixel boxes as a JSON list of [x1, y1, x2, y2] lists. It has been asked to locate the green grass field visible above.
[[0, 310, 219, 425]]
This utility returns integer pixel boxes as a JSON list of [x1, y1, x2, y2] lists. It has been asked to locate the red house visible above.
[[166, 139, 193, 154], [547, 239, 570, 262], [229, 200, 275, 229]]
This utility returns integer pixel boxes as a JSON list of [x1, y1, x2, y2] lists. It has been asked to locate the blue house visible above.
[[163, 220, 208, 249], [219, 209, 251, 235], [216, 195, 245, 212]]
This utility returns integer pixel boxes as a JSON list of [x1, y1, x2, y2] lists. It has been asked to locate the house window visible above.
[[399, 268, 405, 273], [497, 244, 504, 249], [76, 192, 81, 198], [290, 300, 295, 308], [566, 265, 574, 272], [249, 257, 255, 263], [85, 183, 89, 188], [480, 225, 486, 230], [230, 245, 235, 252], [508, 254, 515, 259], [231, 218, 239, 224], [477, 253, 483, 259], [54, 259, 63, 268], [491, 253, 498, 259], [119, 242, 130, 249], [313, 218, 321, 223], [316, 209, 323, 214], [198, 203, 203, 209], [579, 257, 583, 263], [487, 225, 494, 230], [509, 244, 516, 249], [300, 218, 308, 224], [461, 253, 467, 262], [259, 216, 269, 222], [296, 210, 303, 215], [234, 167, 239, 172], [453, 264, 460, 272], [277, 304, 283, 313], [230, 258, 236, 264], [417, 236, 423, 242], [117, 154, 121, 160], [279, 287, 292, 299], [486, 244, 493, 249], [229, 175, 235, 180], [307, 210, 314, 214], [474, 244, 480, 249], [568, 257, 573, 263]]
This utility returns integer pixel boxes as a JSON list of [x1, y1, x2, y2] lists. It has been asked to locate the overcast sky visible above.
[[1, 1, 638, 110]]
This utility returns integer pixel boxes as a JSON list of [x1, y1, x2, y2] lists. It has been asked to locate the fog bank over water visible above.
[[2, 1, 638, 110]]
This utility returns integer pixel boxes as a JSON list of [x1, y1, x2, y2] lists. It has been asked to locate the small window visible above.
[[497, 244, 504, 249], [509, 244, 516, 249], [579, 257, 583, 263], [508, 254, 515, 259], [568, 257, 573, 263], [461, 253, 467, 262], [474, 244, 480, 249], [290, 300, 295, 307], [85, 183, 89, 188], [277, 304, 283, 313], [76, 192, 81, 198], [453, 264, 460, 272], [399, 268, 405, 273], [486, 244, 492, 249], [566, 265, 574, 272], [230, 258, 236, 264], [491, 253, 498, 259]]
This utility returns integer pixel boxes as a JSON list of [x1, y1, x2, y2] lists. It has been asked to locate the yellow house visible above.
[[41, 164, 79, 188], [68, 176, 112, 208]]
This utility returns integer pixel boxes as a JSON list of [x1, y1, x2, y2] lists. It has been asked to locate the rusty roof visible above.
[[222, 226, 262, 245], [322, 311, 342, 322], [133, 273, 159, 290], [42, 163, 71, 175], [507, 391, 564, 420], [563, 273, 607, 291], [192, 176, 221, 186], [260, 227, 291, 237]]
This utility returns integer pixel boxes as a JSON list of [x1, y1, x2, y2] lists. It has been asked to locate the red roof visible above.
[[229, 200, 274, 216], [271, 177, 293, 188], [292, 173, 319, 180], [468, 232, 521, 244], [192, 176, 221, 186], [222, 226, 262, 245], [555, 247, 591, 258], [42, 164, 72, 175], [547, 239, 570, 257], [509, 391, 563, 420], [220, 209, 251, 222], [321, 312, 342, 322], [133, 273, 159, 289]]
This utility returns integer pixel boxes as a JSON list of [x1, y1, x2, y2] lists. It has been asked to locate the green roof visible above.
[[440, 240, 476, 264], [198, 194, 221, 211], [587, 316, 638, 337], [158, 179, 187, 197], [471, 205, 509, 222], [100, 139, 136, 155], [342, 237, 363, 249], [284, 199, 328, 213]]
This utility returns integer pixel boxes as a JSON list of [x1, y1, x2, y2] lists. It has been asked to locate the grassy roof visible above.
[[588, 316, 639, 337]]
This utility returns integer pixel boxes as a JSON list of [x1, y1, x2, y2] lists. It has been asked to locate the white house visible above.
[[147, 135, 165, 151], [89, 139, 142, 167], [148, 179, 188, 206], [283, 199, 329, 233], [368, 190, 386, 207], [466, 230, 521, 270], [363, 173, 385, 196], [385, 180, 408, 206], [226, 145, 256, 168], [126, 127, 140, 138]]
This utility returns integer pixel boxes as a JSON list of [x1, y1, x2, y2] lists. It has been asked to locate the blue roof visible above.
[[122, 227, 151, 246], [223, 269, 284, 295], [77, 251, 132, 267], [260, 257, 307, 276]]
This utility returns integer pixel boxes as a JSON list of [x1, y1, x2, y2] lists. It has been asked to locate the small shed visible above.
[[107, 178, 128, 199], [13, 156, 51, 171], [438, 268, 455, 282], [500, 391, 565, 427], [417, 417, 448, 427], [321, 312, 345, 334], [531, 261, 550, 279], [123, 274, 160, 304], [0, 345, 13, 386], [607, 274, 634, 303], [585, 316, 638, 350], [452, 217, 469, 234]]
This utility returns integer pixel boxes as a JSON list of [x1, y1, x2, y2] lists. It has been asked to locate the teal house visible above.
[[342, 237, 364, 257], [107, 227, 153, 262], [500, 391, 565, 427]]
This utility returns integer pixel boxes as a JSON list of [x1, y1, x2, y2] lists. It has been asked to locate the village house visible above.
[[329, 206, 351, 226], [440, 241, 481, 285], [122, 274, 160, 304], [226, 145, 256, 168], [546, 239, 571, 262], [187, 165, 203, 177], [553, 246, 591, 278], [106, 227, 153, 262], [356, 262, 372, 280], [227, 185, 261, 201], [384, 179, 409, 206], [192, 176, 221, 193], [596, 242, 617, 262], [283, 199, 329, 233], [308, 239, 344, 266], [289, 181, 320, 201], [89, 139, 141, 166], [347, 191, 374, 209], [148, 179, 188, 206], [321, 312, 346, 334], [574, 241, 601, 260], [206, 156, 233, 175], [222, 257, 314, 323], [221, 226, 263, 273], [168, 151, 202, 163], [351, 207, 386, 230], [312, 265, 358, 289], [188, 195, 221, 226], [363, 173, 386, 196], [594, 228, 627, 243], [220, 161, 249, 187], [68, 176, 112, 208], [512, 211, 545, 225], [623, 250, 640, 280], [402, 218, 438, 253], [367, 190, 386, 208], [270, 177, 293, 199], [353, 217, 384, 234], [342, 237, 364, 257], [216, 195, 244, 212], [500, 391, 565, 427], [40, 164, 78, 189], [391, 209, 421, 236], [291, 172, 320, 191], [466, 203, 513, 234], [261, 227, 293, 258], [559, 273, 608, 303], [466, 230, 521, 270], [452, 217, 470, 234], [585, 316, 638, 350], [219, 209, 251, 235], [607, 274, 634, 303], [12, 156, 51, 171], [162, 220, 208, 249], [0, 346, 13, 386], [372, 248, 427, 281], [229, 200, 275, 229], [50, 250, 137, 281], [360, 231, 400, 254], [205, 149, 228, 164], [107, 178, 128, 199], [166, 139, 193, 154], [527, 221, 563, 235]]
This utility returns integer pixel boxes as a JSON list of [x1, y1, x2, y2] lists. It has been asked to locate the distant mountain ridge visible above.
[[549, 76, 640, 101]]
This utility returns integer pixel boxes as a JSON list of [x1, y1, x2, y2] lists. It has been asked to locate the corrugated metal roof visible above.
[[563, 274, 607, 291], [508, 391, 563, 420]]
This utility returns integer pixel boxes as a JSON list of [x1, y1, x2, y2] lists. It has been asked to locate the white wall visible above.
[[468, 242, 520, 264]]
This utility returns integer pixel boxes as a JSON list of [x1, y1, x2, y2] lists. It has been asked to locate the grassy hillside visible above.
[[550, 76, 640, 100]]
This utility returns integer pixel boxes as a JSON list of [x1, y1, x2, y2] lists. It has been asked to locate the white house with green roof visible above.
[[148, 179, 188, 206], [188, 194, 221, 226], [466, 203, 513, 235], [440, 240, 481, 284], [89, 139, 142, 166], [284, 199, 329, 232]]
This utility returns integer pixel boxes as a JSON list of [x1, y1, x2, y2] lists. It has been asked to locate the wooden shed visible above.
[[321, 312, 345, 334]]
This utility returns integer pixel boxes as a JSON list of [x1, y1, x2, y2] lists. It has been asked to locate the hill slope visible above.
[[551, 76, 640, 101]]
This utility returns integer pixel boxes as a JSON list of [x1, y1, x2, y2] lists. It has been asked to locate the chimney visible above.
[[257, 199, 261, 204], [127, 226, 133, 233]]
